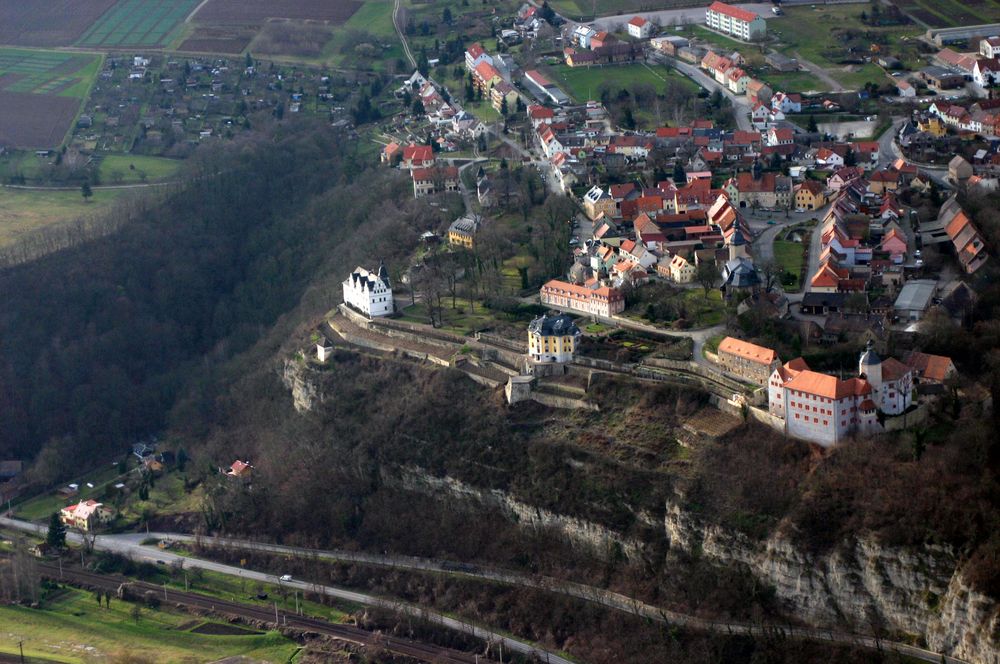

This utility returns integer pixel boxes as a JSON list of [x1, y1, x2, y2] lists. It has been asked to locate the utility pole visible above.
[[18, 640, 24, 664]]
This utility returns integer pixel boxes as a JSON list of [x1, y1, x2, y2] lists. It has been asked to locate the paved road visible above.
[[37, 526, 971, 664], [877, 117, 906, 168], [587, 4, 775, 30], [669, 58, 753, 132], [0, 517, 572, 664], [447, 157, 488, 215]]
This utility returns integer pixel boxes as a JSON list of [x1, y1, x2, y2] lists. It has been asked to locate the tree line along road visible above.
[[17, 524, 965, 664], [0, 517, 573, 664]]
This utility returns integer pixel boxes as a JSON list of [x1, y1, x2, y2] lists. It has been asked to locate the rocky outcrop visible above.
[[665, 500, 999, 664], [282, 359, 322, 413], [391, 466, 653, 560]]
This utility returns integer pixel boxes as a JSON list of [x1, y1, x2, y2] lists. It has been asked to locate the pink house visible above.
[[881, 227, 908, 263]]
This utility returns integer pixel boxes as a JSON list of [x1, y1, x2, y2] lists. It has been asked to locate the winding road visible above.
[[15, 525, 968, 664], [0, 517, 572, 664]]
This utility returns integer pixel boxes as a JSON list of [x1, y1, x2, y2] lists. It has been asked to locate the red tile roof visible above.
[[881, 357, 912, 382], [785, 371, 872, 399], [718, 337, 777, 365], [708, 1, 760, 23], [904, 351, 955, 382], [403, 144, 433, 160]]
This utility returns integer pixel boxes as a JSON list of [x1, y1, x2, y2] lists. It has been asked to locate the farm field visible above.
[[0, 588, 300, 664], [177, 26, 257, 54], [0, 187, 129, 250], [76, 0, 202, 48], [549, 0, 693, 20], [0, 1, 117, 47], [549, 62, 699, 103], [193, 0, 364, 24], [892, 0, 1000, 28], [0, 49, 102, 148]]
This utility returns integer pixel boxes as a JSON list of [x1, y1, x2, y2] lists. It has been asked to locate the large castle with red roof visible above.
[[767, 341, 913, 446]]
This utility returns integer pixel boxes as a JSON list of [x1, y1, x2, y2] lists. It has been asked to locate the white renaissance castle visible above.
[[343, 262, 393, 318]]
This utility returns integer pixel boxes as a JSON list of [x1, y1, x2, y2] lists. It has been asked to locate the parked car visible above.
[[280, 574, 293, 582]]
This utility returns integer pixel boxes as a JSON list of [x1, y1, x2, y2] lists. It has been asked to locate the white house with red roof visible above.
[[401, 144, 435, 170], [814, 147, 845, 169], [726, 67, 751, 94], [527, 104, 555, 128], [771, 91, 801, 114], [706, 2, 766, 41], [627, 16, 652, 39], [766, 126, 794, 146], [60, 499, 113, 532], [465, 43, 492, 72]]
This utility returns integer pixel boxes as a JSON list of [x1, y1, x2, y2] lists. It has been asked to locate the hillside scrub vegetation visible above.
[[0, 121, 448, 479]]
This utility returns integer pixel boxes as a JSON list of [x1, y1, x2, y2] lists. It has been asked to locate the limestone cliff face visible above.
[[380, 464, 1000, 663], [282, 361, 998, 663], [664, 501, 999, 664], [281, 359, 322, 413], [390, 466, 654, 560]]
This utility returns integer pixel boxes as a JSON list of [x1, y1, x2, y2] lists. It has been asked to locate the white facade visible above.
[[706, 3, 766, 41], [767, 343, 913, 447], [982, 37, 1000, 59], [343, 264, 394, 318], [627, 17, 652, 39], [781, 380, 878, 447], [669, 254, 695, 283], [859, 345, 913, 416], [465, 45, 493, 72]]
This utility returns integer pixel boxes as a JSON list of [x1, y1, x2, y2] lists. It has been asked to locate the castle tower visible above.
[[729, 226, 749, 261], [858, 339, 882, 387]]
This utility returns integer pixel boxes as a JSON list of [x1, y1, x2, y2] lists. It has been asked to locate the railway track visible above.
[[36, 562, 481, 664]]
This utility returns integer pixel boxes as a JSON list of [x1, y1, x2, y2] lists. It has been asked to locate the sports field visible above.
[[0, 49, 101, 148], [550, 62, 699, 103], [76, 0, 202, 48]]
